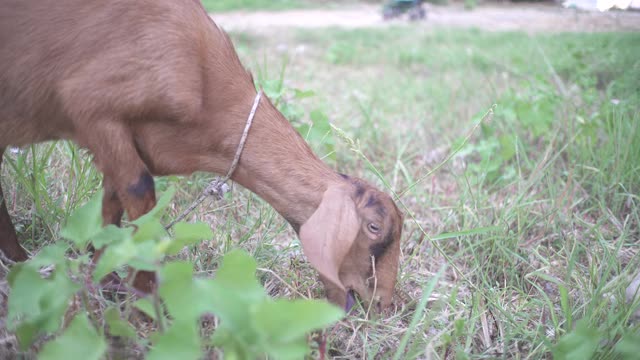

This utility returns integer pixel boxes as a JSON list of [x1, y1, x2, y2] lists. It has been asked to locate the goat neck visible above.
[[221, 93, 341, 231]]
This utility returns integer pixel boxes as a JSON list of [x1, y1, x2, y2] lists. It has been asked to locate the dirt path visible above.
[[211, 4, 640, 33]]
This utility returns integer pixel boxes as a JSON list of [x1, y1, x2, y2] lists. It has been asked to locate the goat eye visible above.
[[367, 223, 381, 234]]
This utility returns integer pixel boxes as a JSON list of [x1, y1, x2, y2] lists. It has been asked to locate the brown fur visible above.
[[0, 0, 403, 309]]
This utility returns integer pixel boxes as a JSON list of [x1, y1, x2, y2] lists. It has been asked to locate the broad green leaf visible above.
[[262, 79, 284, 101], [8, 264, 79, 348], [480, 121, 495, 137], [282, 103, 305, 123], [253, 299, 343, 359], [310, 109, 329, 129], [158, 262, 198, 320], [159, 262, 221, 322], [204, 260, 266, 339], [7, 265, 43, 322], [253, 299, 343, 343], [104, 307, 136, 339], [552, 320, 600, 360], [204, 280, 256, 341], [309, 109, 334, 147], [293, 89, 315, 99], [92, 224, 133, 249], [60, 191, 103, 247], [39, 313, 107, 360], [214, 250, 264, 303], [30, 243, 69, 268], [93, 239, 137, 282], [210, 330, 253, 360], [165, 222, 213, 255], [128, 240, 166, 272], [615, 332, 640, 359], [8, 264, 74, 322], [14, 322, 39, 351], [147, 321, 201, 360], [7, 244, 68, 289], [263, 341, 310, 360], [173, 221, 213, 243], [132, 298, 157, 321], [498, 135, 516, 162], [205, 250, 270, 349], [132, 218, 168, 244], [68, 254, 91, 274]]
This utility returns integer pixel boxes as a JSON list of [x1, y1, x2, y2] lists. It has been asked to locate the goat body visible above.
[[0, 0, 403, 310]]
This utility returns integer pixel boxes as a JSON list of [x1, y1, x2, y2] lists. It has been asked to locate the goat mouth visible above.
[[345, 289, 357, 313]]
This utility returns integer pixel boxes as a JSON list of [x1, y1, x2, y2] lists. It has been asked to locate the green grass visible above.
[[200, 0, 364, 12], [202, 0, 309, 12], [2, 25, 640, 359]]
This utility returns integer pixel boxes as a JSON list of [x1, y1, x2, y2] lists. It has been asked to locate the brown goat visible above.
[[0, 0, 403, 310]]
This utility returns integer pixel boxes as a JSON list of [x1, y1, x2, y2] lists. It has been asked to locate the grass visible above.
[[201, 0, 367, 12], [2, 22, 640, 360], [202, 0, 304, 12]]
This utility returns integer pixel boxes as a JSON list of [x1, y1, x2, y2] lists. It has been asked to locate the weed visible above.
[[6, 190, 343, 359]]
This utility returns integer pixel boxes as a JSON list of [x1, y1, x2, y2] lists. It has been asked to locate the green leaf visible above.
[[159, 262, 198, 320], [262, 79, 284, 101], [498, 135, 516, 162], [552, 320, 600, 360], [282, 103, 305, 123], [159, 261, 223, 322], [92, 224, 133, 249], [147, 321, 202, 360], [165, 222, 213, 255], [132, 218, 168, 244], [205, 251, 269, 352], [14, 322, 39, 351], [213, 250, 265, 303], [262, 341, 309, 360], [210, 250, 268, 320], [6, 244, 68, 282], [253, 299, 343, 359], [132, 298, 157, 321], [254, 299, 343, 343], [294, 88, 315, 99], [310, 109, 330, 132], [60, 191, 103, 248], [8, 264, 79, 349], [39, 313, 107, 360], [210, 329, 254, 360], [93, 238, 137, 282], [615, 332, 640, 359], [104, 307, 136, 339], [128, 243, 164, 272]]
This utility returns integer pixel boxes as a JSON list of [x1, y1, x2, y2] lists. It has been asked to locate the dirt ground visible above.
[[211, 3, 640, 33]]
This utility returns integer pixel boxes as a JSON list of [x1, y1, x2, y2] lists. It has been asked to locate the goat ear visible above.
[[299, 185, 360, 291]]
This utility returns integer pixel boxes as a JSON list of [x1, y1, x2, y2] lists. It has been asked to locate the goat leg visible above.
[[77, 123, 158, 293], [101, 178, 124, 228], [0, 148, 29, 262]]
